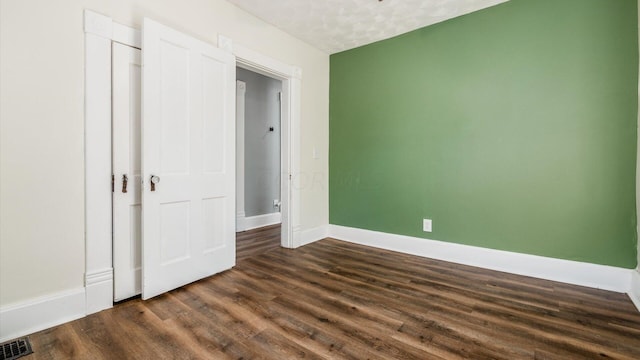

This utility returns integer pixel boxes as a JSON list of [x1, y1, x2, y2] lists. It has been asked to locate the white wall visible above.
[[0, 0, 329, 308], [237, 68, 282, 217], [0, 0, 91, 308]]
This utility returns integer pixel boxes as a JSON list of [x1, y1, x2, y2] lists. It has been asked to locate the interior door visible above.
[[142, 18, 236, 300], [113, 42, 143, 301]]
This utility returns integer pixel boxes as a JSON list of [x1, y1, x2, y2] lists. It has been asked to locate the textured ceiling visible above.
[[227, 0, 510, 54]]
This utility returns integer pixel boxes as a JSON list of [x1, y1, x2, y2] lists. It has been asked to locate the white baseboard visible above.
[[85, 268, 113, 314], [297, 225, 329, 247], [328, 225, 633, 293], [630, 270, 640, 312], [1, 228, 633, 343], [0, 288, 86, 343], [235, 211, 246, 231], [237, 212, 281, 232]]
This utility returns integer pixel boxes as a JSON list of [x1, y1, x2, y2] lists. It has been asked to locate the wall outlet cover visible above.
[[423, 219, 432, 232]]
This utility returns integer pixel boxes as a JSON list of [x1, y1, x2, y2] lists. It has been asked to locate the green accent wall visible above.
[[329, 0, 638, 268]]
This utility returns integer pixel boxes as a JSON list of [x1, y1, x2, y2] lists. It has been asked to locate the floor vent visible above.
[[0, 337, 33, 360]]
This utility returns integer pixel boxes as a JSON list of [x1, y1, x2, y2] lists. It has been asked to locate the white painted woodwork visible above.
[[142, 18, 236, 300], [112, 22, 141, 49], [631, 271, 640, 311], [238, 213, 282, 232], [287, 73, 302, 247], [298, 225, 329, 247], [112, 42, 142, 301], [329, 225, 634, 293], [0, 288, 86, 343], [236, 80, 246, 230], [84, 10, 115, 315]]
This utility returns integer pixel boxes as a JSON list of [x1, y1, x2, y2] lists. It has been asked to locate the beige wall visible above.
[[0, 0, 329, 307]]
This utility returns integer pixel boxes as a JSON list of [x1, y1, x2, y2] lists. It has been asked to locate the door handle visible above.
[[150, 175, 160, 191], [122, 174, 128, 193]]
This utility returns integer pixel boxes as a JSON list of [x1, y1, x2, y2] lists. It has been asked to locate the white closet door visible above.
[[142, 18, 236, 300], [112, 42, 142, 301]]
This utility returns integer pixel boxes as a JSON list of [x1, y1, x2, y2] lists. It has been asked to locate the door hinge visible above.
[[111, 174, 115, 192], [278, 92, 282, 101]]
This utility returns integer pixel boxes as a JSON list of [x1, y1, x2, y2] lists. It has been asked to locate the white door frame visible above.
[[223, 36, 302, 249], [84, 10, 301, 314]]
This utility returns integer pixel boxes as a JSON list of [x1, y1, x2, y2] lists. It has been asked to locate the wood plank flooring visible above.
[[25, 226, 640, 359], [236, 224, 281, 263]]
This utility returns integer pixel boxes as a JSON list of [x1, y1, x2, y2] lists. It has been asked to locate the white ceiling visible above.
[[227, 0, 510, 54]]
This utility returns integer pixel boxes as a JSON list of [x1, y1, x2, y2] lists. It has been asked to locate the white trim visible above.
[[84, 10, 112, 39], [231, 41, 301, 249], [291, 224, 303, 248], [298, 225, 329, 247], [237, 213, 282, 232], [329, 225, 633, 293], [84, 9, 114, 314], [630, 270, 640, 311], [236, 211, 246, 227], [236, 80, 246, 231], [233, 43, 302, 80], [84, 10, 140, 315], [0, 288, 86, 343], [112, 22, 141, 48], [85, 268, 113, 314], [288, 70, 302, 248]]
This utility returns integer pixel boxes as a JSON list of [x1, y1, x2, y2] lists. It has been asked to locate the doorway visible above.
[[236, 68, 283, 233]]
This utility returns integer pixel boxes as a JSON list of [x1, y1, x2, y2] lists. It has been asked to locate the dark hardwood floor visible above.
[[26, 226, 640, 359], [236, 224, 282, 263]]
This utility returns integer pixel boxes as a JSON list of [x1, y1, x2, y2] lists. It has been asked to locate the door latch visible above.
[[122, 174, 128, 193]]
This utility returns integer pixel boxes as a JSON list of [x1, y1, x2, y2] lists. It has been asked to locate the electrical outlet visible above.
[[423, 219, 432, 232]]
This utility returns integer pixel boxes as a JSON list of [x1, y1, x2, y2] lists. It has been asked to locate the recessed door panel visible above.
[[203, 56, 226, 174], [160, 41, 190, 175], [159, 201, 191, 264], [203, 197, 225, 252]]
